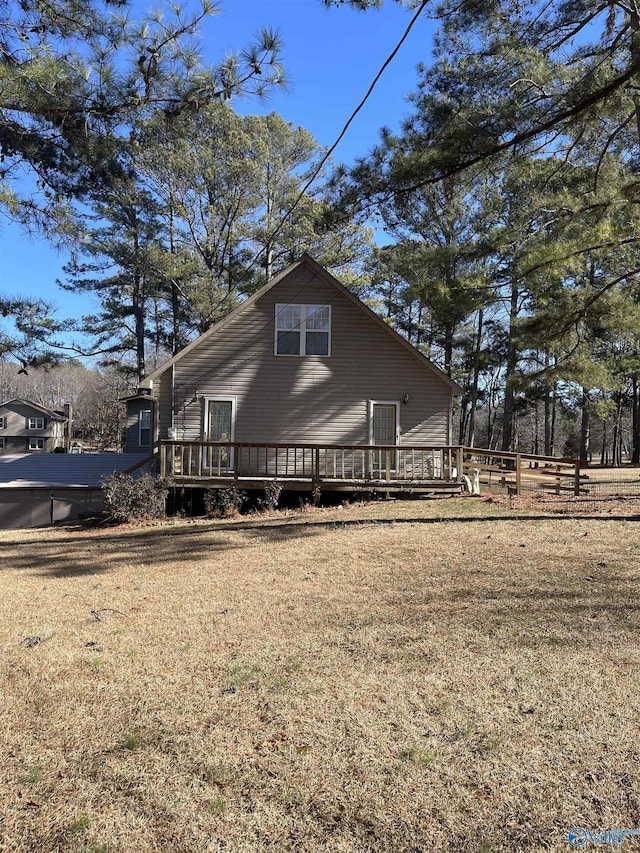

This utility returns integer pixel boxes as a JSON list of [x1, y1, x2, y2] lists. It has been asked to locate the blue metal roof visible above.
[[0, 453, 150, 488]]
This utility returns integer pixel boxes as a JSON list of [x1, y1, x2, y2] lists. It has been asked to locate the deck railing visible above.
[[158, 440, 587, 495], [159, 440, 463, 484]]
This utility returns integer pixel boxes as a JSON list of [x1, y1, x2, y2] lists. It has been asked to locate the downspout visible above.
[[171, 365, 175, 432]]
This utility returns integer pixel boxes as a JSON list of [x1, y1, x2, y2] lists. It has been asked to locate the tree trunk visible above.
[[443, 322, 454, 377], [467, 307, 483, 448], [168, 188, 181, 355], [132, 220, 146, 384], [133, 275, 146, 384], [612, 397, 623, 467], [501, 279, 519, 452], [632, 376, 640, 463], [580, 387, 590, 463]]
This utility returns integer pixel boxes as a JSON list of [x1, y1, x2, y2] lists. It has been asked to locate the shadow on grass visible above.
[[1, 511, 638, 579]]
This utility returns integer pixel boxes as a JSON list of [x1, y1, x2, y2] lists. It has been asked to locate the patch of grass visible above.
[[22, 763, 44, 785], [70, 814, 91, 833], [121, 732, 141, 751], [398, 745, 436, 765], [197, 761, 235, 786], [225, 661, 261, 688], [203, 796, 226, 816], [0, 498, 639, 851]]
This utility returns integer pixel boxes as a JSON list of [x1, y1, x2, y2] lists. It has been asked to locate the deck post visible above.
[[386, 449, 391, 482], [314, 447, 320, 480], [515, 453, 522, 495], [456, 446, 463, 482]]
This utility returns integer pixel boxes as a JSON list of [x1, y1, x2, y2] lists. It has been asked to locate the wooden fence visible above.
[[462, 447, 587, 496]]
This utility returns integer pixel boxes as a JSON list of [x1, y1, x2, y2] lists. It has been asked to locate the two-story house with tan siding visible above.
[[125, 255, 464, 491], [0, 399, 67, 454]]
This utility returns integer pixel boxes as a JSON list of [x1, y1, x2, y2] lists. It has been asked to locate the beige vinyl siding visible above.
[[162, 266, 452, 447]]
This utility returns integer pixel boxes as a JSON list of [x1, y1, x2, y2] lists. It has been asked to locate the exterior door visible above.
[[205, 399, 235, 473], [370, 402, 399, 473]]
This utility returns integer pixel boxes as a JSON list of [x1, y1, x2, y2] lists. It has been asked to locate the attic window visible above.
[[275, 304, 331, 356], [28, 417, 45, 429]]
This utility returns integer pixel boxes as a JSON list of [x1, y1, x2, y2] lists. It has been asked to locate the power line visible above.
[[204, 0, 429, 319]]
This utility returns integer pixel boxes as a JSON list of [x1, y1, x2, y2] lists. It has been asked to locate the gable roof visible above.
[[141, 254, 463, 394], [0, 398, 67, 420]]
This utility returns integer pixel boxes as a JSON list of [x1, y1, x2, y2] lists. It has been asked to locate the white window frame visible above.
[[28, 417, 45, 430], [28, 437, 44, 451], [0, 417, 5, 429], [202, 397, 237, 443], [368, 400, 401, 474], [274, 303, 331, 357], [202, 397, 237, 472], [368, 400, 401, 446], [138, 409, 152, 448]]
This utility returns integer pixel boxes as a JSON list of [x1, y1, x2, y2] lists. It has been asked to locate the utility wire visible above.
[[204, 0, 429, 319]]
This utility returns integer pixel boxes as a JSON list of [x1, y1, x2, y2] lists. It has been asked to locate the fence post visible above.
[[574, 460, 581, 496], [515, 453, 522, 495]]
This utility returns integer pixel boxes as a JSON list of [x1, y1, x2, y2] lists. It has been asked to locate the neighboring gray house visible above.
[[125, 256, 462, 476], [0, 399, 68, 454]]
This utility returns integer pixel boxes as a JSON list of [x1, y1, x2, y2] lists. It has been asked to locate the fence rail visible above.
[[462, 447, 587, 496]]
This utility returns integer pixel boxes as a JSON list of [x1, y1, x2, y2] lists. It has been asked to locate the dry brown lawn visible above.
[[1, 496, 640, 852]]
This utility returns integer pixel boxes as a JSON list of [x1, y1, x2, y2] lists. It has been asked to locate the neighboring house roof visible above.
[[0, 453, 149, 488], [119, 394, 155, 403], [140, 254, 464, 395], [0, 398, 67, 421]]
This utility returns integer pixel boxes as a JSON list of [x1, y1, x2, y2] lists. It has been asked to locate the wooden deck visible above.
[[159, 441, 465, 494], [157, 441, 587, 496]]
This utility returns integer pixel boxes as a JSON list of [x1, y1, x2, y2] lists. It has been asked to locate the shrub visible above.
[[256, 479, 282, 512], [203, 487, 247, 518], [102, 473, 168, 523]]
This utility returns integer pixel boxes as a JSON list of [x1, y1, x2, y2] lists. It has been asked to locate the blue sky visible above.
[[0, 0, 438, 341]]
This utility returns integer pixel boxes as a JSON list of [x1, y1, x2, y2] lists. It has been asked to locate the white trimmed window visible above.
[[139, 410, 151, 448], [275, 304, 331, 356], [27, 417, 45, 429], [28, 437, 44, 451], [0, 417, 5, 429]]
